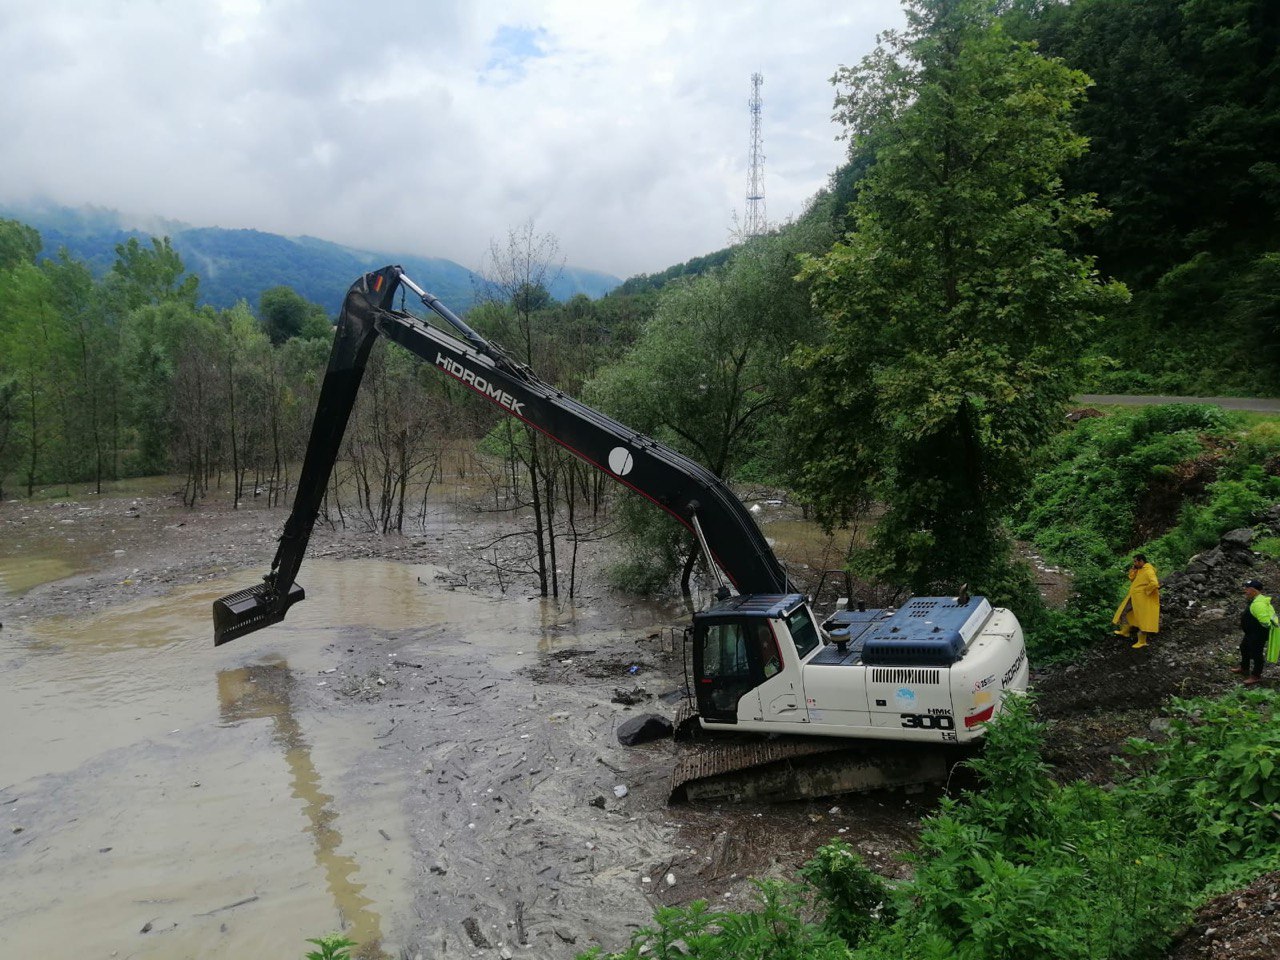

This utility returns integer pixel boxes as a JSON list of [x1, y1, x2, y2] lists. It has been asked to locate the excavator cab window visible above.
[[785, 606, 821, 659], [694, 618, 773, 723]]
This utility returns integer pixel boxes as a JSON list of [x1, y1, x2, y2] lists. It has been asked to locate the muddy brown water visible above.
[[1, 491, 928, 959], [2, 560, 680, 957]]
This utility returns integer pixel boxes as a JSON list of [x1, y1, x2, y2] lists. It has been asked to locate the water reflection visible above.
[[217, 659, 386, 959]]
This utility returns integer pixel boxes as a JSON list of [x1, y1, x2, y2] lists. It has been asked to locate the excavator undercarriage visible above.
[[669, 702, 954, 803]]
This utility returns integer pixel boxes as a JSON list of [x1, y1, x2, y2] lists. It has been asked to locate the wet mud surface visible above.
[[10, 484, 1272, 957], [1167, 871, 1280, 960], [0, 487, 927, 958]]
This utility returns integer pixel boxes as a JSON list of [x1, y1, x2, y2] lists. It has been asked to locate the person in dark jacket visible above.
[[1234, 579, 1275, 686]]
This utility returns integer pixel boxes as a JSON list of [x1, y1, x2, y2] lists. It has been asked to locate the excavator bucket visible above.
[[213, 582, 305, 646]]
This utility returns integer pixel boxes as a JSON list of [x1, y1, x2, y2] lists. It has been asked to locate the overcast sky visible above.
[[0, 1, 904, 278]]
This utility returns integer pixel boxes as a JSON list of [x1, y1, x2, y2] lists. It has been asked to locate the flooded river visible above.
[[1, 490, 923, 959], [1, 554, 687, 959]]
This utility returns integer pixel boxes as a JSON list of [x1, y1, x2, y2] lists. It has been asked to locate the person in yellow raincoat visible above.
[[1113, 553, 1160, 648]]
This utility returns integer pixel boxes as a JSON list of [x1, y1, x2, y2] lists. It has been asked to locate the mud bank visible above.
[[1, 487, 926, 959]]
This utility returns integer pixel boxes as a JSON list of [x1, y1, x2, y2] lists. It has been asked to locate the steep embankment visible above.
[[1036, 509, 1280, 781]]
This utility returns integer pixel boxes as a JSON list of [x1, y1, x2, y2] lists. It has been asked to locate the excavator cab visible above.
[[691, 594, 817, 724]]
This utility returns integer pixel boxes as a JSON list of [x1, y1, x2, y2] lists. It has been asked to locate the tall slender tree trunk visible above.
[[525, 428, 549, 596], [227, 353, 240, 509]]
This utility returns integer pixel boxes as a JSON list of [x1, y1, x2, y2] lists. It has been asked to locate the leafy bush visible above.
[[1126, 689, 1280, 871], [863, 697, 1199, 960], [799, 841, 896, 948], [1143, 471, 1280, 572], [304, 934, 355, 960], [1012, 404, 1227, 569], [580, 693, 1280, 960], [1253, 536, 1280, 559], [580, 880, 853, 960], [603, 495, 687, 595]]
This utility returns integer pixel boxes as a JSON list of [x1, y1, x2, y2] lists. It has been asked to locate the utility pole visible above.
[[745, 72, 767, 236]]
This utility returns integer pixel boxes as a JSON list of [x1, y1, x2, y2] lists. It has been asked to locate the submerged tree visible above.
[[792, 0, 1127, 597], [476, 220, 566, 597]]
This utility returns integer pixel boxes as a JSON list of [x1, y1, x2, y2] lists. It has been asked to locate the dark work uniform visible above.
[[1240, 603, 1268, 679]]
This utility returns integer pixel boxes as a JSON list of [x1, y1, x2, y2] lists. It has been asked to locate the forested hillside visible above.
[[0, 201, 621, 312], [1010, 0, 1280, 394], [617, 0, 1280, 398]]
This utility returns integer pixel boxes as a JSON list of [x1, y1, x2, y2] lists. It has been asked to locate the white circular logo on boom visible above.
[[608, 447, 635, 477]]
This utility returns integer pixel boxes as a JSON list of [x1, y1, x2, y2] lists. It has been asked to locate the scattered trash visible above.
[[462, 917, 491, 949], [628, 665, 640, 674], [613, 784, 628, 799], [665, 872, 676, 887], [611, 687, 648, 705]]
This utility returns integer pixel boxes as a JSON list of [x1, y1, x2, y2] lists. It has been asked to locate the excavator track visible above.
[[669, 702, 952, 803]]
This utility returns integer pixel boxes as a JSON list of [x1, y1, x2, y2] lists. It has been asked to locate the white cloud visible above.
[[0, 0, 903, 277]]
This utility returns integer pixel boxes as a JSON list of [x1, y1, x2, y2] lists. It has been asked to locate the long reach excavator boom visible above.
[[214, 266, 1029, 802], [214, 265, 789, 646]]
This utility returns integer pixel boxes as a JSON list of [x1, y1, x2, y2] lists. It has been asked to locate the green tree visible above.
[[259, 285, 331, 344], [0, 218, 41, 272], [106, 236, 198, 311], [0, 221, 44, 496], [0, 261, 59, 495], [214, 302, 273, 508], [589, 222, 832, 593], [43, 251, 119, 491], [791, 0, 1126, 597], [1007, 0, 1280, 391]]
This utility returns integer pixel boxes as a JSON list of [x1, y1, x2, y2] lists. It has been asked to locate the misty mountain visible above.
[[0, 201, 621, 313]]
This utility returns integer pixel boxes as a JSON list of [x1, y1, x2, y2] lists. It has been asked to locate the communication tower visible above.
[[745, 72, 767, 236]]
